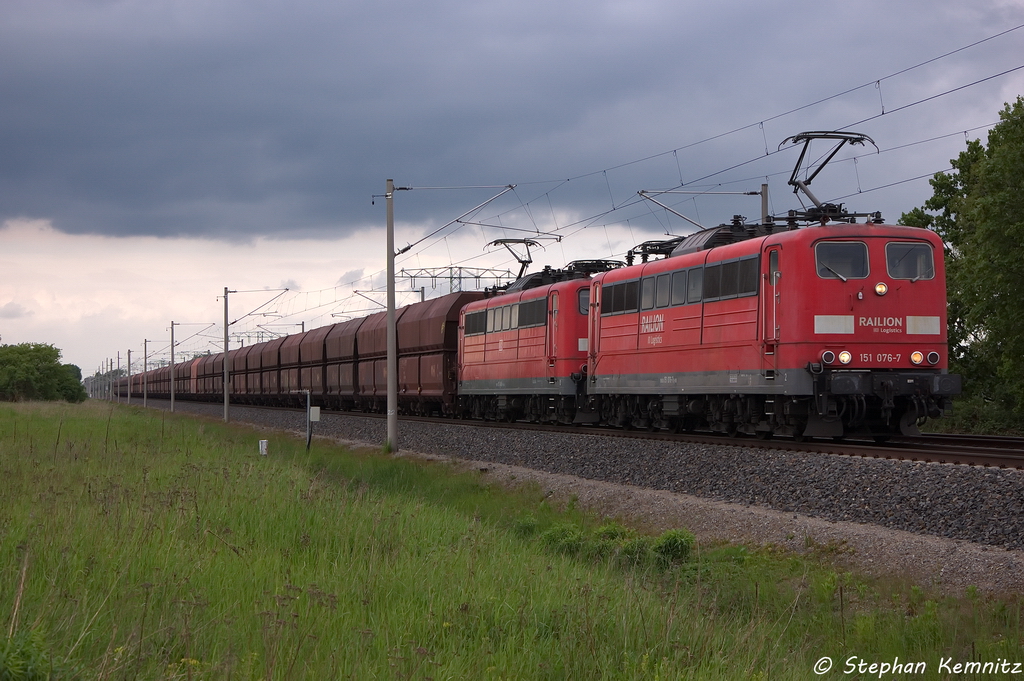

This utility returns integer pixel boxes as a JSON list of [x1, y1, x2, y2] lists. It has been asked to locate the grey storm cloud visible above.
[[0, 302, 30, 319], [337, 269, 365, 288], [1, 0, 1021, 243]]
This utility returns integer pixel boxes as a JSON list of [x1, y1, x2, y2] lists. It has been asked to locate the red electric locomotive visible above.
[[580, 218, 959, 439], [458, 261, 622, 423]]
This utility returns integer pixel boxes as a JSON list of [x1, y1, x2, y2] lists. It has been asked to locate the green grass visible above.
[[1, 401, 1022, 679]]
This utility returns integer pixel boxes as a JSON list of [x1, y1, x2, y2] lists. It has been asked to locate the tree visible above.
[[58, 363, 88, 403], [901, 97, 1024, 415], [0, 343, 87, 403]]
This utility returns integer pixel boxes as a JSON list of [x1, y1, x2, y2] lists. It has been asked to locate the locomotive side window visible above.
[[687, 268, 703, 303], [622, 280, 639, 313], [815, 241, 868, 280], [578, 288, 590, 315], [720, 261, 740, 298], [641, 277, 656, 311], [703, 263, 722, 300], [468, 299, 550, 334], [655, 274, 671, 308], [738, 257, 759, 294], [702, 256, 759, 302], [518, 298, 547, 327], [601, 280, 639, 315], [611, 284, 625, 314], [886, 242, 935, 281], [671, 270, 687, 305], [465, 310, 487, 336]]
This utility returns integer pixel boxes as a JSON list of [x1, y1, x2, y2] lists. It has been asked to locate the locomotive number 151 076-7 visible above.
[[861, 353, 901, 363]]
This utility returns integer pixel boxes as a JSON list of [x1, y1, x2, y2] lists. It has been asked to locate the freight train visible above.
[[114, 132, 961, 440]]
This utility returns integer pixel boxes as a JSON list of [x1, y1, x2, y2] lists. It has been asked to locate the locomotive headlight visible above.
[[838, 351, 852, 364], [874, 282, 888, 296], [910, 351, 925, 365], [821, 350, 836, 365], [927, 351, 940, 365]]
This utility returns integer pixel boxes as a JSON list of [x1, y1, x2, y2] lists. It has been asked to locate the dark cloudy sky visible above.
[[1, 0, 1022, 369]]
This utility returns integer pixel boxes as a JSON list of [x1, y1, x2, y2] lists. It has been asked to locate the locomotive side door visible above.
[[546, 291, 560, 382], [588, 283, 601, 371], [762, 245, 782, 376]]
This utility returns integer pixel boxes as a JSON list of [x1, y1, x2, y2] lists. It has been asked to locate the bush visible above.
[[619, 536, 654, 566], [653, 529, 696, 566], [532, 518, 697, 571], [540, 522, 586, 556]]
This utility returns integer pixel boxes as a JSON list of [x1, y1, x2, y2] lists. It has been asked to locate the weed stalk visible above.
[[8, 546, 30, 638]]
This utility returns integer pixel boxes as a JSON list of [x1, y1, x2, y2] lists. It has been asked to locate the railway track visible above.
[[138, 399, 1024, 469], [431, 419, 1024, 469]]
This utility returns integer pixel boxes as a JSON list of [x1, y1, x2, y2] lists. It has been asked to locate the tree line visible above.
[[0, 342, 87, 403], [900, 96, 1024, 431]]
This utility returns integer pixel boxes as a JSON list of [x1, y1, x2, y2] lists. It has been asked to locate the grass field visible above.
[[1, 400, 1022, 679]]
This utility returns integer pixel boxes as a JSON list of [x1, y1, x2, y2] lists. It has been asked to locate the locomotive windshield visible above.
[[815, 241, 868, 280], [886, 242, 935, 281]]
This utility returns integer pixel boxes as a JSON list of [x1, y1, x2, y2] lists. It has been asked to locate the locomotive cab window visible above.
[[815, 241, 868, 280], [578, 288, 590, 315], [886, 242, 935, 281]]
